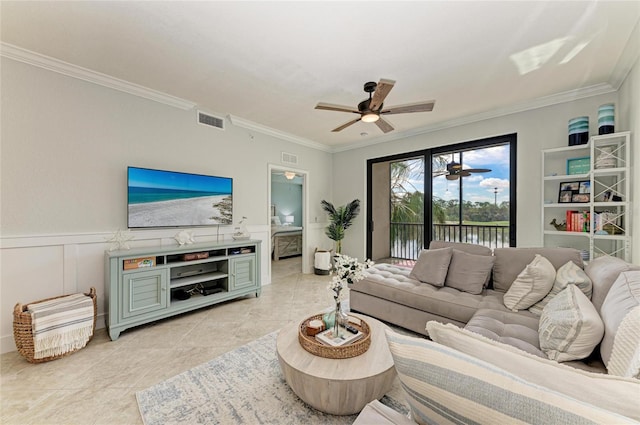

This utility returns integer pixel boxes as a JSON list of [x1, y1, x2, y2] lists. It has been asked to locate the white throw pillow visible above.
[[503, 254, 555, 311], [539, 285, 604, 362], [426, 321, 640, 421], [409, 247, 452, 287], [529, 260, 593, 316], [600, 271, 640, 378]]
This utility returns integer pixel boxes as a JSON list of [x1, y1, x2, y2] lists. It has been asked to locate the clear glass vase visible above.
[[333, 301, 341, 337]]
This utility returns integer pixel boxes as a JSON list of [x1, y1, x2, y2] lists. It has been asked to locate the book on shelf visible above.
[[565, 210, 590, 232], [315, 327, 364, 347]]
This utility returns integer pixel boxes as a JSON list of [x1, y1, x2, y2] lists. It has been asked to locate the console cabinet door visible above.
[[229, 256, 256, 291], [121, 268, 168, 319]]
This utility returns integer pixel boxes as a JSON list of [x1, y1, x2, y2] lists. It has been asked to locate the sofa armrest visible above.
[[426, 321, 640, 421]]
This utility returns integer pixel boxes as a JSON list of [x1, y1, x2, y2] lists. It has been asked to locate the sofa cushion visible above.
[[355, 263, 504, 324], [493, 247, 583, 292], [426, 321, 640, 421], [386, 329, 638, 425], [409, 247, 452, 287], [585, 256, 640, 313], [503, 254, 555, 311], [444, 249, 495, 295], [600, 271, 640, 378], [539, 285, 604, 362], [465, 308, 543, 357], [529, 260, 593, 316], [428, 240, 492, 256]]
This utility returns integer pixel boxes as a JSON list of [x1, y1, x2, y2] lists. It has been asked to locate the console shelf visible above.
[[105, 239, 261, 340]]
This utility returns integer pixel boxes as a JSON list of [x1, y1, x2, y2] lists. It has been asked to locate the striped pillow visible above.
[[539, 285, 604, 361], [385, 330, 635, 425]]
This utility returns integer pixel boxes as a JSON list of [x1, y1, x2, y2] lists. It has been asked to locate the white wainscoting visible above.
[[0, 226, 273, 354]]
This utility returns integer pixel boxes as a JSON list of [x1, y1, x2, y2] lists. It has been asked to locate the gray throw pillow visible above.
[[409, 247, 453, 287], [444, 249, 495, 295]]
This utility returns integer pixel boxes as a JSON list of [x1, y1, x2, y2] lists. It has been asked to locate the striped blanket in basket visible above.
[[27, 293, 94, 360]]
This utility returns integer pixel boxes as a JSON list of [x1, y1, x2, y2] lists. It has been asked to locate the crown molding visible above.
[[332, 82, 617, 153], [0, 42, 196, 110], [227, 115, 331, 152]]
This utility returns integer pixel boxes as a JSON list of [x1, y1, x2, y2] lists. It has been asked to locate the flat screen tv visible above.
[[128, 166, 233, 228]]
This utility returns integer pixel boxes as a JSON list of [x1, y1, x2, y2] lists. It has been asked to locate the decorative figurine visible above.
[[550, 219, 567, 231], [106, 229, 134, 251]]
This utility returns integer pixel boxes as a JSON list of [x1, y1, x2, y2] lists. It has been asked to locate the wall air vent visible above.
[[281, 152, 298, 165], [197, 111, 225, 130]]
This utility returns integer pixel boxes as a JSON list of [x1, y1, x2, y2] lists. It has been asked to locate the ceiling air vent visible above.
[[281, 152, 298, 165], [197, 111, 224, 130]]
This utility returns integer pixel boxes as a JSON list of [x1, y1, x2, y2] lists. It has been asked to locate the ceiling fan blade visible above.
[[466, 168, 492, 173], [459, 171, 472, 177], [369, 79, 396, 111], [445, 174, 459, 181], [315, 102, 359, 114], [332, 117, 361, 132], [382, 100, 435, 115], [375, 116, 394, 133]]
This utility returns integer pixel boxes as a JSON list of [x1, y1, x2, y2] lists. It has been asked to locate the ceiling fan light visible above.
[[284, 171, 296, 180], [361, 113, 379, 123]]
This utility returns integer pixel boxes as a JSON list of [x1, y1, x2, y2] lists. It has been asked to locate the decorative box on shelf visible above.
[[123, 257, 155, 270], [182, 252, 209, 261]]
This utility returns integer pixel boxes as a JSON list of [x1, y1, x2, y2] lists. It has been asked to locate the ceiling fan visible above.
[[315, 79, 435, 133], [444, 161, 491, 180]]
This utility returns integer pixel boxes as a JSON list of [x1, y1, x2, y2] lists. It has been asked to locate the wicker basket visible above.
[[13, 287, 97, 363], [298, 314, 371, 359]]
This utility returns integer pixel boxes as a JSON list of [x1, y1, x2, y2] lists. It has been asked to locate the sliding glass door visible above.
[[366, 134, 516, 261], [431, 144, 512, 248]]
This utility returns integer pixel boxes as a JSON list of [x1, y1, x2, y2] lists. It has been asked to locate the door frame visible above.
[[267, 164, 309, 278]]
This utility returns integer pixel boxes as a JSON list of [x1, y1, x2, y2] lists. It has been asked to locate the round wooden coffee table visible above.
[[276, 313, 396, 415]]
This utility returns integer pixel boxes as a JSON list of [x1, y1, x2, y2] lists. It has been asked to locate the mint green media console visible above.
[[105, 240, 261, 340]]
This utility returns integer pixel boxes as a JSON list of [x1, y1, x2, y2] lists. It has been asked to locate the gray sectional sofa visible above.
[[349, 241, 640, 423], [350, 242, 582, 334]]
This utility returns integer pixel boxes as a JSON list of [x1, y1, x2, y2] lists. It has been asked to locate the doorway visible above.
[[268, 165, 308, 280]]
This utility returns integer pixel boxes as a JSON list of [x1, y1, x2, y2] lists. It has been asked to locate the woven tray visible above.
[[13, 287, 97, 363], [298, 314, 371, 359]]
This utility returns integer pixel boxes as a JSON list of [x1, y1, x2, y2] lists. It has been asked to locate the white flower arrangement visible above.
[[328, 254, 374, 303]]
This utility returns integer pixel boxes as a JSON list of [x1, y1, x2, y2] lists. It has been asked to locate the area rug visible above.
[[136, 331, 408, 425]]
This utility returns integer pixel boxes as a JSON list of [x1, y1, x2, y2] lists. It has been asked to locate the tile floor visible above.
[[1, 257, 335, 425]]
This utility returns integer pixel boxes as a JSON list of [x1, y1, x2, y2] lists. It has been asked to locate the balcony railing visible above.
[[391, 222, 510, 260]]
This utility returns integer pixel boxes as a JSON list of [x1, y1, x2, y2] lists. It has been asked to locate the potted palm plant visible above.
[[321, 199, 360, 254]]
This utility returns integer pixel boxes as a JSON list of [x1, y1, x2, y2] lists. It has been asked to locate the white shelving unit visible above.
[[541, 131, 631, 261]]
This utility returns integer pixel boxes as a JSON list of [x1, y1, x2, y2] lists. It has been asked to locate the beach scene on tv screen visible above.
[[128, 167, 232, 227]]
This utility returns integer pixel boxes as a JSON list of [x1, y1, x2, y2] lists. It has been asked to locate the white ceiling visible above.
[[1, 1, 639, 150]]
